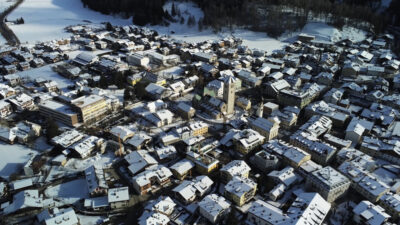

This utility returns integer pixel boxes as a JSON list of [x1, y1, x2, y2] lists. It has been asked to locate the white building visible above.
[[306, 166, 351, 202], [353, 200, 390, 225], [108, 187, 129, 209], [220, 160, 251, 183], [198, 194, 231, 224]]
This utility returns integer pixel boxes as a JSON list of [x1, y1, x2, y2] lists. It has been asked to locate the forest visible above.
[[81, 0, 400, 37]]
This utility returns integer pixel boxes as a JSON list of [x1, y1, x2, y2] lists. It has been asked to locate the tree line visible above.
[[81, 0, 397, 36]]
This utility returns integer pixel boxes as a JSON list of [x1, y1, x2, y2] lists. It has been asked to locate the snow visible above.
[[77, 214, 105, 225], [149, 1, 286, 53], [8, 0, 131, 43], [0, 142, 38, 180], [16, 62, 74, 91], [283, 22, 367, 43], [64, 151, 116, 172], [0, 0, 16, 12], [44, 178, 89, 204]]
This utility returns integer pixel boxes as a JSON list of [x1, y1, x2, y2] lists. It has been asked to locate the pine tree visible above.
[[46, 118, 60, 140]]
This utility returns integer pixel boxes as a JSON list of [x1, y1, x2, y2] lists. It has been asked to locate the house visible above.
[[108, 187, 129, 209], [8, 93, 35, 111], [170, 159, 195, 180], [0, 100, 12, 118], [37, 207, 79, 225], [124, 150, 158, 175], [110, 126, 135, 142], [220, 160, 251, 183], [132, 165, 172, 195], [247, 192, 331, 225], [268, 167, 301, 188], [232, 129, 265, 155], [176, 102, 195, 119], [249, 117, 280, 141], [173, 176, 213, 204], [155, 146, 177, 161], [224, 176, 257, 206], [306, 166, 351, 202], [353, 201, 390, 225], [73, 52, 98, 66], [198, 194, 231, 224], [251, 150, 279, 172], [70, 136, 104, 158], [85, 165, 108, 197]]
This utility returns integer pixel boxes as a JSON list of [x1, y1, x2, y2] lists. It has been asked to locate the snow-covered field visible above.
[[0, 0, 16, 12], [16, 63, 74, 91], [77, 214, 105, 225], [281, 22, 367, 43], [8, 0, 131, 43], [64, 151, 116, 172], [0, 142, 38, 180], [45, 178, 89, 204], [6, 0, 368, 52]]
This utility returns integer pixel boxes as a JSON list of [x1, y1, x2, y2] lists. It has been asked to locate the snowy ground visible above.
[[281, 22, 367, 43], [0, 142, 38, 180], [8, 0, 131, 44], [16, 62, 74, 91], [77, 214, 105, 225], [7, 0, 367, 53], [64, 151, 116, 172], [0, 0, 16, 12], [44, 178, 89, 204]]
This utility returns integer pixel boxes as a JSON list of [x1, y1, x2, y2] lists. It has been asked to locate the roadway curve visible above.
[[0, 0, 23, 46]]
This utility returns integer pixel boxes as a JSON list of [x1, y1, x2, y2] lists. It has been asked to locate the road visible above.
[[0, 0, 22, 46]]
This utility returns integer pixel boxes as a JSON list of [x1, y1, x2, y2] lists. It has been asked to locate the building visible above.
[[37, 207, 79, 225], [232, 129, 265, 155], [189, 121, 208, 136], [223, 76, 236, 115], [124, 150, 158, 175], [247, 192, 331, 225], [263, 140, 311, 168], [251, 150, 279, 172], [224, 176, 257, 206], [354, 174, 390, 203], [353, 200, 390, 225], [379, 193, 400, 220], [220, 160, 251, 183], [172, 175, 213, 204], [132, 165, 172, 195], [186, 151, 219, 174], [249, 117, 280, 141], [71, 95, 108, 124], [0, 99, 12, 118], [198, 194, 231, 224], [170, 159, 195, 180], [306, 166, 351, 202], [70, 136, 103, 158], [51, 130, 85, 149], [39, 100, 79, 127], [176, 102, 195, 119], [268, 167, 301, 188], [85, 165, 108, 197], [108, 187, 129, 209]]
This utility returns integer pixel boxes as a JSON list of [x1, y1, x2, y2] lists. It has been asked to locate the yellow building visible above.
[[127, 74, 142, 86], [235, 97, 251, 111], [189, 121, 209, 136], [72, 95, 109, 124], [224, 176, 257, 206]]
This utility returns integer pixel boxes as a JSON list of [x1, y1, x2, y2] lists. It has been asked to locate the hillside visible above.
[[80, 0, 397, 37]]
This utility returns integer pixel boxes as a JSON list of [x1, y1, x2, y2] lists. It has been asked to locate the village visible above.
[[0, 22, 399, 225]]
